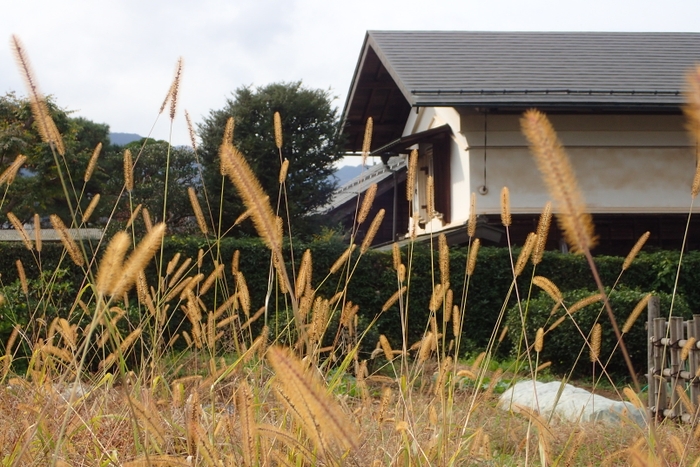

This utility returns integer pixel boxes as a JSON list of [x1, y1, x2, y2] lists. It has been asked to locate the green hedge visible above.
[[1, 238, 698, 378]]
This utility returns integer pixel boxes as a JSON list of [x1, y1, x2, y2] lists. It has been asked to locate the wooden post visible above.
[[690, 315, 700, 409], [668, 316, 684, 419], [647, 296, 660, 421]]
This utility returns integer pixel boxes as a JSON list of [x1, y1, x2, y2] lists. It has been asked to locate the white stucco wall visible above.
[[462, 113, 697, 215]]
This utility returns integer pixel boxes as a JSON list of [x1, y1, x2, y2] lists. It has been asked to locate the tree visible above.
[[0, 92, 111, 223], [99, 138, 202, 233], [198, 81, 342, 237]]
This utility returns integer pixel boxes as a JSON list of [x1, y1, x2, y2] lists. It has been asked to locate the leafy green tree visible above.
[[0, 92, 111, 223], [100, 138, 202, 233], [198, 81, 342, 237]]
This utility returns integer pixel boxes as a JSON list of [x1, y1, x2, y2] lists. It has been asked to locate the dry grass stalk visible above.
[[590, 323, 602, 362], [361, 209, 385, 253], [357, 183, 377, 224], [434, 356, 453, 396], [123, 149, 134, 192], [500, 186, 511, 227], [514, 232, 537, 276], [406, 149, 418, 202], [11, 35, 65, 155], [278, 158, 289, 184], [84, 143, 101, 182], [33, 213, 41, 253], [622, 294, 652, 333], [82, 193, 100, 224], [0, 154, 27, 186], [3, 325, 19, 378], [110, 223, 166, 297], [361, 117, 373, 166], [267, 345, 359, 454], [532, 201, 552, 265], [468, 192, 477, 238], [7, 212, 32, 251], [15, 260, 28, 296], [330, 244, 356, 274], [50, 214, 84, 266], [535, 328, 544, 353], [532, 276, 563, 303], [126, 394, 166, 446], [622, 231, 651, 271], [521, 109, 596, 253], [188, 187, 208, 235], [567, 293, 603, 315]]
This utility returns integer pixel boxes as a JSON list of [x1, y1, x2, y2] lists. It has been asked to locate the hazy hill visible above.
[[109, 132, 143, 146]]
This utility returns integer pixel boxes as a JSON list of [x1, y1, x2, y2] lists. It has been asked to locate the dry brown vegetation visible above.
[[1, 36, 700, 466]]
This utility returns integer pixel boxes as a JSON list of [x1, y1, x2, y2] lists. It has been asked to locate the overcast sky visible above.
[[2, 0, 700, 156]]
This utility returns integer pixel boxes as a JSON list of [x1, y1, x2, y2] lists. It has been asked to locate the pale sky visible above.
[[2, 0, 700, 156]]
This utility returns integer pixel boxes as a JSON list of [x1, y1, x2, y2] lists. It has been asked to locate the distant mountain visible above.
[[334, 165, 367, 186], [109, 132, 143, 146]]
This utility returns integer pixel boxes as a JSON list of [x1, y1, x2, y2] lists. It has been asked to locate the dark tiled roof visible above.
[[366, 30, 700, 107]]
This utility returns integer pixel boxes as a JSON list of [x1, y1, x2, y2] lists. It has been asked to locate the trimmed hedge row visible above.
[[1, 237, 698, 378]]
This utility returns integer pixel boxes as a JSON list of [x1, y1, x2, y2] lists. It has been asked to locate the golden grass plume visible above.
[[532, 201, 552, 265], [0, 154, 27, 187], [357, 183, 377, 225], [188, 187, 208, 235], [50, 214, 84, 266], [521, 109, 596, 253], [7, 212, 32, 251], [274, 111, 283, 150]]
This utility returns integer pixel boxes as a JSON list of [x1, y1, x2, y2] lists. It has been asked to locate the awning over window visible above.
[[370, 124, 452, 156]]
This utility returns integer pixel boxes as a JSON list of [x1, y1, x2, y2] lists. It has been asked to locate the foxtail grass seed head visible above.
[[141, 207, 152, 232], [532, 276, 563, 303], [33, 213, 41, 253], [681, 337, 696, 361], [392, 242, 401, 271], [358, 183, 377, 225], [236, 271, 251, 317], [185, 110, 198, 151], [125, 204, 142, 229], [418, 332, 434, 363], [675, 384, 695, 415], [197, 248, 204, 270], [0, 154, 27, 186], [567, 293, 603, 315], [398, 264, 406, 283], [622, 293, 652, 333], [500, 186, 511, 227], [16, 260, 28, 296], [534, 328, 544, 353], [50, 214, 84, 266], [96, 231, 130, 296], [84, 143, 101, 182], [468, 192, 477, 238], [278, 158, 289, 184], [295, 249, 312, 299], [590, 324, 601, 362], [331, 244, 355, 274], [168, 57, 183, 120], [406, 149, 418, 202], [223, 117, 235, 147], [361, 117, 373, 166], [82, 194, 100, 224], [521, 109, 596, 253], [426, 175, 435, 219], [452, 306, 461, 337], [439, 233, 449, 285], [123, 149, 134, 192], [498, 325, 509, 343], [274, 111, 283, 149], [514, 233, 537, 276], [381, 286, 407, 312], [7, 212, 32, 251], [622, 231, 650, 271], [110, 223, 166, 297], [361, 209, 385, 253], [467, 238, 480, 276], [188, 187, 208, 235], [684, 66, 700, 195], [532, 201, 552, 265], [11, 36, 64, 155], [536, 361, 551, 372], [692, 160, 700, 199], [231, 250, 240, 277], [429, 283, 444, 312]]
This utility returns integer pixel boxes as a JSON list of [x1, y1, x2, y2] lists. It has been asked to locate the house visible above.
[[326, 31, 700, 254]]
